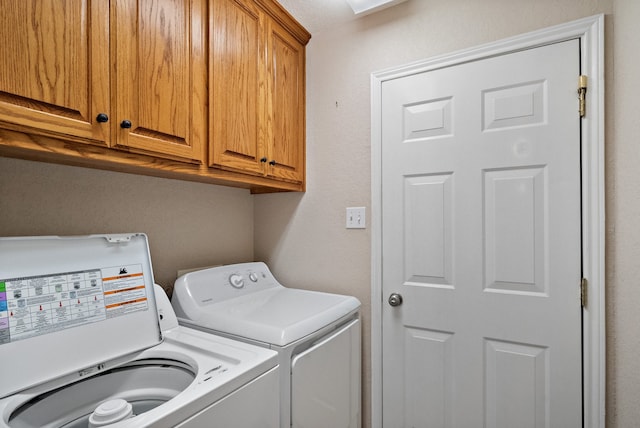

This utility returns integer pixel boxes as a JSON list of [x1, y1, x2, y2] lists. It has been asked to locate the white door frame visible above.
[[370, 15, 605, 428]]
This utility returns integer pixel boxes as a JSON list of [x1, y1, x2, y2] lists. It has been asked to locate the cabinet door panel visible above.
[[0, 0, 109, 145], [114, 0, 205, 163], [209, 0, 265, 175], [266, 20, 305, 183]]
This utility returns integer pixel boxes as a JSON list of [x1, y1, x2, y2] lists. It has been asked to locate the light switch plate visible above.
[[346, 207, 366, 229]]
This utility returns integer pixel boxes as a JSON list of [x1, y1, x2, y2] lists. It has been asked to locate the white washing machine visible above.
[[0, 235, 279, 428], [171, 262, 361, 428]]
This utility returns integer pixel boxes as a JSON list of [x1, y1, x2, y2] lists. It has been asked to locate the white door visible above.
[[381, 39, 582, 427]]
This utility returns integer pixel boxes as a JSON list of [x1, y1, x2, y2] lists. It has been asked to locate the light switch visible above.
[[346, 207, 366, 229]]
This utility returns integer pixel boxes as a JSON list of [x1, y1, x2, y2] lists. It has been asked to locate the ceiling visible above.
[[276, 0, 358, 34]]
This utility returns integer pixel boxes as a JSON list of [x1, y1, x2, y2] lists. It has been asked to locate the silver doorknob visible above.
[[388, 293, 403, 307]]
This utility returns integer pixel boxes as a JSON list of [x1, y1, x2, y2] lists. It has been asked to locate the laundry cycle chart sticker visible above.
[[0, 264, 148, 345]]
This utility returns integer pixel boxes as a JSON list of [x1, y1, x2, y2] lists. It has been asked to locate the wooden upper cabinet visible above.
[[265, 17, 305, 183], [210, 0, 309, 185], [0, 0, 308, 192], [0, 0, 110, 145], [0, 0, 205, 163], [113, 0, 207, 163], [210, 0, 265, 175]]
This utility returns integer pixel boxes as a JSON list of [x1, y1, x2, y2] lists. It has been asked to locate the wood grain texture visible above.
[[0, 128, 303, 192], [209, 0, 306, 186], [0, 0, 110, 144], [255, 0, 310, 45], [0, 0, 308, 192], [113, 0, 206, 163], [265, 17, 305, 183], [210, 0, 264, 175]]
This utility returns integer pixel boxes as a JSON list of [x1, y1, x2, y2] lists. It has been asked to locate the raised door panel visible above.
[[209, 0, 265, 175], [113, 0, 206, 163], [265, 19, 305, 184], [0, 0, 109, 145]]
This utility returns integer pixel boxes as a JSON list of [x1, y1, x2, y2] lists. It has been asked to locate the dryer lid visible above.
[[179, 287, 360, 346], [172, 262, 360, 346], [0, 234, 161, 398]]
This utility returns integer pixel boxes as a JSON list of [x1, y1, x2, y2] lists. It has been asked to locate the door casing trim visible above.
[[370, 14, 605, 428]]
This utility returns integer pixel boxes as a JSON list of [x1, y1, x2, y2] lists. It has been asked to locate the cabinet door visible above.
[[113, 0, 206, 163], [209, 0, 265, 176], [265, 19, 305, 184], [0, 0, 110, 145]]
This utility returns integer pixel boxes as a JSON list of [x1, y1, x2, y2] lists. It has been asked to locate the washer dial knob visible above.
[[229, 274, 244, 288]]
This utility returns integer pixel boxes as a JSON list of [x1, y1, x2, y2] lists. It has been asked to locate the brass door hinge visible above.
[[578, 75, 588, 118], [581, 277, 588, 308]]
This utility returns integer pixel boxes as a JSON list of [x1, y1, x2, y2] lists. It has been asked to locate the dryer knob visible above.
[[229, 274, 245, 288]]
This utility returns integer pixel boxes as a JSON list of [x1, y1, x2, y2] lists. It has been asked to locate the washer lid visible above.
[[0, 234, 161, 398], [178, 287, 360, 346]]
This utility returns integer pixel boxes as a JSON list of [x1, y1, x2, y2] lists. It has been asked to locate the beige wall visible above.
[[254, 0, 638, 427], [0, 157, 255, 293], [608, 0, 640, 426]]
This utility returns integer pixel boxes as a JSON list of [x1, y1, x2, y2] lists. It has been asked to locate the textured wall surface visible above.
[[608, 0, 640, 425], [0, 157, 255, 293]]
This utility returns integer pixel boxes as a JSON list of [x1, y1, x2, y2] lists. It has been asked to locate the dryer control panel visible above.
[[173, 262, 281, 310]]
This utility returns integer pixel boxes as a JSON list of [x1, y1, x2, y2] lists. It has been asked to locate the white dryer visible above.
[[0, 235, 279, 428], [172, 262, 361, 428]]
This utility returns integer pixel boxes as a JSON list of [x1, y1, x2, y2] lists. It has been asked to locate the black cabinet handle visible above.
[[269, 160, 276, 166], [120, 120, 132, 129], [260, 157, 267, 163], [96, 113, 109, 123]]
